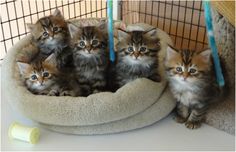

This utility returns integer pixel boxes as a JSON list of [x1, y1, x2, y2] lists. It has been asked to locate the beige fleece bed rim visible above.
[[39, 88, 175, 135]]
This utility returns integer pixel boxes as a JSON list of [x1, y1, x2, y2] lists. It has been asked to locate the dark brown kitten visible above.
[[68, 23, 109, 96], [113, 28, 161, 90]]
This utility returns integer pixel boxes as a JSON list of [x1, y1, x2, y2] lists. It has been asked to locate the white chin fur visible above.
[[175, 75, 198, 83], [45, 38, 59, 46], [79, 50, 95, 57], [171, 75, 198, 91], [30, 81, 53, 91], [174, 76, 189, 84], [123, 55, 153, 68]]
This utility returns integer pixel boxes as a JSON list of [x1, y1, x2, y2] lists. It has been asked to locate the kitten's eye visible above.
[[140, 47, 147, 52], [189, 68, 197, 74], [92, 39, 99, 46], [43, 32, 49, 37], [127, 47, 133, 52], [79, 41, 85, 48], [176, 67, 183, 73], [53, 27, 60, 32], [43, 72, 50, 78], [31, 74, 37, 80]]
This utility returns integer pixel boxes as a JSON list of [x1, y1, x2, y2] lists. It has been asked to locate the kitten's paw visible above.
[[48, 90, 59, 96], [59, 90, 71, 96], [154, 75, 161, 82], [92, 89, 101, 94], [185, 121, 201, 129], [39, 92, 47, 95], [174, 115, 186, 123], [149, 74, 161, 82]]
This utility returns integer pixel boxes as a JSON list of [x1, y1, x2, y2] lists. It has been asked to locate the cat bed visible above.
[[2, 19, 176, 135]]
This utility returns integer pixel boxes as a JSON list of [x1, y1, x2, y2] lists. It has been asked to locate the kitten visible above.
[[114, 29, 161, 89], [17, 54, 79, 96], [165, 46, 223, 129], [68, 23, 109, 96], [27, 9, 73, 72]]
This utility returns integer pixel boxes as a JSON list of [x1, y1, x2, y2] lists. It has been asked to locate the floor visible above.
[[1, 97, 235, 151]]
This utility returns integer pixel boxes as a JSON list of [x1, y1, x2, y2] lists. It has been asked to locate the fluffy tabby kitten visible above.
[[114, 29, 161, 89], [27, 9, 73, 71], [165, 46, 223, 129], [17, 54, 79, 96], [68, 23, 108, 96]]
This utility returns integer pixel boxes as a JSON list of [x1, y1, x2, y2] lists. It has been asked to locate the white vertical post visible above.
[[113, 0, 120, 20]]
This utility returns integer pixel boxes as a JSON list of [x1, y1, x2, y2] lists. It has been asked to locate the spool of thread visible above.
[[8, 122, 40, 144]]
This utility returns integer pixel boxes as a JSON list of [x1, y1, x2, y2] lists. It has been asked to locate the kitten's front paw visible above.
[[39, 92, 47, 95], [185, 121, 201, 129], [154, 75, 161, 82], [92, 89, 101, 94], [174, 115, 186, 124], [48, 90, 59, 96], [149, 74, 161, 82], [60, 90, 72, 96]]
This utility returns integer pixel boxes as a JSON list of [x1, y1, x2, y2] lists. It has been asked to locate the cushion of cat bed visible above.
[[39, 88, 174, 135], [2, 19, 176, 134]]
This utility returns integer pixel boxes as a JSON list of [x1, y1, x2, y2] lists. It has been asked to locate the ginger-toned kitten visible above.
[[165, 46, 223, 129], [17, 54, 80, 96], [27, 9, 73, 71], [114, 29, 161, 89], [68, 23, 108, 96]]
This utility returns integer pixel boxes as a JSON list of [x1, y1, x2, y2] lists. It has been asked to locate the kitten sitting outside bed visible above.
[[165, 46, 225, 129]]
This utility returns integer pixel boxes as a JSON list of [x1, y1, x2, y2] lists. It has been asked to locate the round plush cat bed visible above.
[[2, 19, 176, 135]]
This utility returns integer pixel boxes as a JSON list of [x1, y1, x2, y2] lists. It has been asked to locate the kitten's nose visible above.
[[87, 49, 91, 53], [133, 51, 140, 59], [48, 31, 54, 38], [183, 72, 189, 80], [87, 46, 92, 53], [39, 79, 44, 85]]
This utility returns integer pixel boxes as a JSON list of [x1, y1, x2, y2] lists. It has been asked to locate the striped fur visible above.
[[68, 24, 108, 96], [27, 9, 73, 72], [17, 54, 80, 96], [114, 29, 161, 89], [165, 46, 223, 129]]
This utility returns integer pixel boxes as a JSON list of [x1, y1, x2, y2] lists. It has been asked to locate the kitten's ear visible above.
[[98, 19, 107, 30], [44, 53, 57, 66], [52, 9, 63, 18], [166, 45, 178, 60], [26, 23, 34, 31], [17, 62, 30, 75], [144, 28, 157, 38], [117, 29, 130, 40], [198, 49, 212, 63], [68, 23, 80, 38]]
